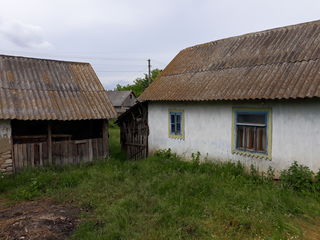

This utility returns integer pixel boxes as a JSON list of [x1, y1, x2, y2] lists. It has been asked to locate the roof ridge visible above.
[[183, 19, 320, 52], [160, 57, 320, 77], [0, 54, 90, 65], [107, 90, 132, 93], [0, 87, 107, 92]]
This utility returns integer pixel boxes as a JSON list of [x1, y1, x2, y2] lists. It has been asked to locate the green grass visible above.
[[1, 128, 320, 239], [109, 126, 126, 160]]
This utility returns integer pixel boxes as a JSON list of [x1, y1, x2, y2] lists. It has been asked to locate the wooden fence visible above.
[[118, 103, 148, 160], [13, 138, 106, 170]]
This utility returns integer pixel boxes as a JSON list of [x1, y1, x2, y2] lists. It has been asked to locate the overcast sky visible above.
[[0, 0, 319, 89]]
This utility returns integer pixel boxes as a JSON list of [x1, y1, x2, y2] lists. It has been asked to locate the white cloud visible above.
[[0, 17, 52, 49]]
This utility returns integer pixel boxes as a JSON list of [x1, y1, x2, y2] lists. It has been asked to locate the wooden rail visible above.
[[13, 138, 106, 170]]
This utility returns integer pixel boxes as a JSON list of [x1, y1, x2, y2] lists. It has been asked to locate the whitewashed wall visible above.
[[148, 100, 320, 173], [0, 120, 12, 174]]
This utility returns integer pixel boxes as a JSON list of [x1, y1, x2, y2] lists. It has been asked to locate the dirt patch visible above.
[[0, 198, 79, 240], [294, 217, 320, 240]]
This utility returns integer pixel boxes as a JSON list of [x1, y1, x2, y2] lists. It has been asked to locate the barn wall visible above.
[[148, 100, 320, 173], [0, 120, 12, 174], [122, 93, 137, 108]]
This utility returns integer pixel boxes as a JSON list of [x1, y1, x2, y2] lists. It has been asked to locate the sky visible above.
[[0, 0, 319, 89]]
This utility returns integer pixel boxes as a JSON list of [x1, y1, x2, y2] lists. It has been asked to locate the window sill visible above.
[[232, 150, 271, 160], [169, 135, 185, 140]]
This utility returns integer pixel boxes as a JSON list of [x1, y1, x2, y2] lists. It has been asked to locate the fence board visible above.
[[39, 143, 43, 166], [118, 103, 148, 160], [13, 138, 106, 171]]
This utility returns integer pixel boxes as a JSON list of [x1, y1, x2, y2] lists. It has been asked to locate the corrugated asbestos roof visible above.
[[139, 20, 320, 102], [0, 55, 117, 120], [106, 90, 133, 107]]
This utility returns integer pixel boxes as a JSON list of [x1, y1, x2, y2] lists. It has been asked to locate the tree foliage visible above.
[[115, 69, 162, 96]]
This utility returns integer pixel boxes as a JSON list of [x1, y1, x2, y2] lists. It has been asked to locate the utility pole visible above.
[[147, 59, 151, 83]]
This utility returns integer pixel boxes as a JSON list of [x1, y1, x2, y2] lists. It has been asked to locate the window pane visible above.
[[169, 111, 183, 137], [236, 126, 244, 149], [236, 126, 267, 153], [256, 127, 267, 152], [176, 114, 181, 124], [176, 122, 181, 135], [170, 114, 175, 125], [237, 113, 266, 125], [171, 123, 175, 134], [244, 127, 253, 150], [176, 114, 182, 135], [235, 111, 268, 154]]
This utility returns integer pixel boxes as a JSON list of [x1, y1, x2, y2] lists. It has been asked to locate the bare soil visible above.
[[294, 217, 320, 240], [0, 198, 79, 240]]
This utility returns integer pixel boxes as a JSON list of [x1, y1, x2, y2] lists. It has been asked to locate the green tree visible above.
[[115, 69, 162, 96]]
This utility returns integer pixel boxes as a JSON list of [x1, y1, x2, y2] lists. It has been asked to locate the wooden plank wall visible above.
[[13, 138, 105, 170], [119, 103, 149, 160]]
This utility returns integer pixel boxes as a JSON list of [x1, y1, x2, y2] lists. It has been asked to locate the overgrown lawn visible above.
[[1, 128, 320, 239]]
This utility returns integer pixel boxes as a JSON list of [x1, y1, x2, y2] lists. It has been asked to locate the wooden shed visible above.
[[0, 55, 117, 174]]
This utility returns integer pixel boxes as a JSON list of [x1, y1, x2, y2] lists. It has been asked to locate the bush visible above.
[[280, 161, 314, 192], [191, 151, 201, 163], [314, 170, 320, 191], [154, 148, 180, 161], [108, 120, 119, 129]]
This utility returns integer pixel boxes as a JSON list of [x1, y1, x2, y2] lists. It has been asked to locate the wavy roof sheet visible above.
[[0, 55, 116, 120], [139, 20, 320, 102], [106, 90, 134, 107]]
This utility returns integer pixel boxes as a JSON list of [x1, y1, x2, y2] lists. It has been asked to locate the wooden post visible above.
[[39, 143, 43, 166], [102, 120, 108, 158], [10, 124, 16, 173], [88, 139, 93, 162], [31, 143, 34, 167], [48, 121, 52, 165]]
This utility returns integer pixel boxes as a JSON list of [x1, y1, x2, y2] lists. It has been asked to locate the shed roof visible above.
[[0, 55, 116, 120], [106, 90, 134, 107], [139, 20, 320, 102]]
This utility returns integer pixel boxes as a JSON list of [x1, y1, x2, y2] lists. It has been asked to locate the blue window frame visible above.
[[233, 109, 271, 156], [169, 110, 184, 139]]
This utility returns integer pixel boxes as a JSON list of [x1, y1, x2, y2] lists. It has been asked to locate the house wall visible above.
[[0, 120, 12, 174], [148, 100, 320, 174]]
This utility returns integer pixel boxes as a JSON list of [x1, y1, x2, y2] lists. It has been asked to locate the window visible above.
[[233, 109, 272, 158], [168, 110, 184, 139]]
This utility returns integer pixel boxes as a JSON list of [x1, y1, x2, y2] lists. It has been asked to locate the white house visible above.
[[139, 20, 320, 173]]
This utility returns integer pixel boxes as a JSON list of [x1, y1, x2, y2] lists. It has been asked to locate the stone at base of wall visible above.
[[0, 150, 13, 174]]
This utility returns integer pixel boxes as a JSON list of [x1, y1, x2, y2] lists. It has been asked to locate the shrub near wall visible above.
[[280, 161, 316, 192]]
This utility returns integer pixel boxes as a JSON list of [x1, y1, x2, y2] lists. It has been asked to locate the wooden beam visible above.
[[88, 139, 93, 162], [30, 143, 34, 167], [39, 143, 43, 166], [48, 122, 52, 165], [13, 134, 72, 140], [10, 121, 16, 173], [102, 120, 108, 158]]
